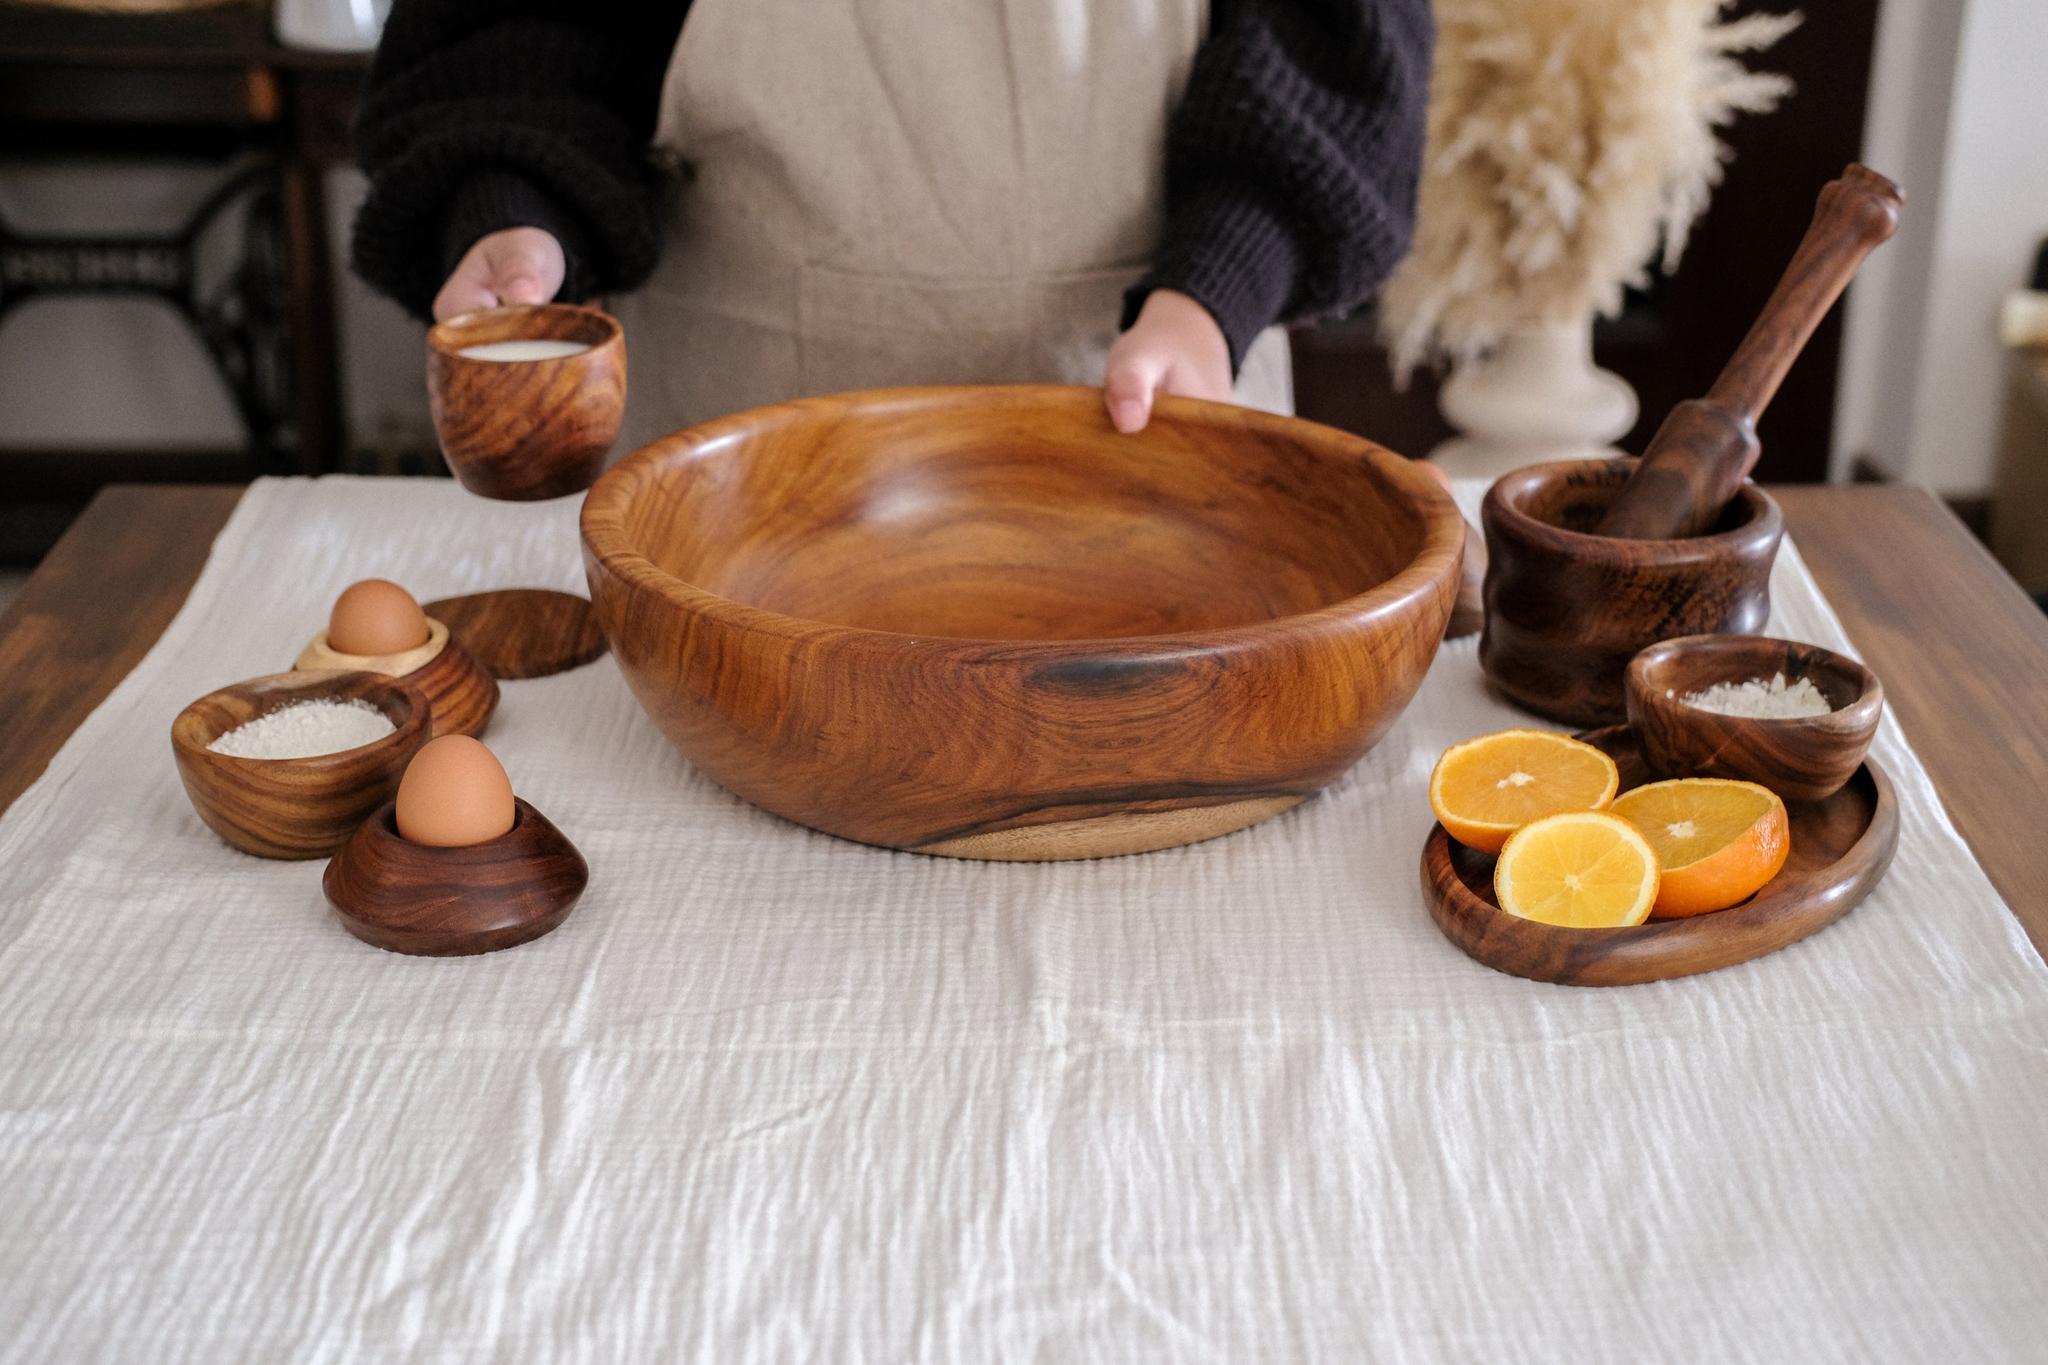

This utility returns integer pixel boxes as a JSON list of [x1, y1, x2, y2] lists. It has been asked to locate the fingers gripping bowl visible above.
[[579, 386, 1465, 859]]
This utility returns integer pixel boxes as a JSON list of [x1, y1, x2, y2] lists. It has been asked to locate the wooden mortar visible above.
[[1479, 459, 1782, 726]]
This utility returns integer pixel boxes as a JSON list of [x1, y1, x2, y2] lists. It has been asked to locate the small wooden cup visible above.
[[1626, 634, 1884, 801], [323, 798, 590, 956], [171, 671, 431, 859], [1480, 458, 1784, 726], [295, 616, 498, 739], [426, 303, 626, 501]]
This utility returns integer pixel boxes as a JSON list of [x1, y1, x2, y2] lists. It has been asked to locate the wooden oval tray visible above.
[[1420, 725, 1899, 986]]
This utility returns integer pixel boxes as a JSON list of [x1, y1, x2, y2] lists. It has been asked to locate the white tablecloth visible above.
[[2, 477, 2045, 1363]]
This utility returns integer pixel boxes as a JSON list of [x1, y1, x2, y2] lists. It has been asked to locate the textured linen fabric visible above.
[[2, 477, 2045, 1363]]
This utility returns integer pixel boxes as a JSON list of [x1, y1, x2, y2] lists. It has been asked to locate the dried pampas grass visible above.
[[1381, 0, 1799, 381]]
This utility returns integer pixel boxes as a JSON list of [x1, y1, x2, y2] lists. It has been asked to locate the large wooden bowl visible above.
[[581, 385, 1465, 859]]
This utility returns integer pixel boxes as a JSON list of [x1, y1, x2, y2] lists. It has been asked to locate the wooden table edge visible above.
[[1, 482, 2043, 958], [0, 483, 245, 816]]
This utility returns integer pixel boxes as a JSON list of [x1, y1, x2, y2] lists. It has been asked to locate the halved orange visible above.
[[1610, 778, 1790, 917], [1494, 811, 1661, 928], [1429, 729, 1621, 854]]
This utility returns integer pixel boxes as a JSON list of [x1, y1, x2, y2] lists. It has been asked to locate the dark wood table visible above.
[[4, 483, 2045, 952]]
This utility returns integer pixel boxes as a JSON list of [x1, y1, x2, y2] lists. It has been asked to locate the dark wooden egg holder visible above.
[[324, 798, 589, 956], [295, 616, 499, 738], [1626, 634, 1884, 801], [1479, 460, 1783, 726], [171, 670, 432, 859], [1420, 725, 1899, 987], [426, 302, 626, 501]]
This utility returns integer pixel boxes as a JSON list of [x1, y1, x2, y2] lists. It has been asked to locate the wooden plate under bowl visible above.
[[1420, 725, 1899, 986]]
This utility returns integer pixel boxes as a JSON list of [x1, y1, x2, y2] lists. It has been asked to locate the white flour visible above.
[[206, 699, 396, 759]]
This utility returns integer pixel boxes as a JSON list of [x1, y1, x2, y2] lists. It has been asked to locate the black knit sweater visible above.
[[351, 0, 1430, 369]]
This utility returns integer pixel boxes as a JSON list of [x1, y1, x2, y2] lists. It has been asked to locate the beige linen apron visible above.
[[614, 0, 1294, 449]]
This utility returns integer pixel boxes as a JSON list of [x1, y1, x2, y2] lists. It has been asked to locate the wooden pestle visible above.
[[1596, 164, 1903, 540]]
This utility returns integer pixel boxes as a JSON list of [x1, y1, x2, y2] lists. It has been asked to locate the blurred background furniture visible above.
[[0, 0, 367, 560]]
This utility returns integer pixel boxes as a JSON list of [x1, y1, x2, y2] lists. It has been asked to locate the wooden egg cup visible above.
[[582, 384, 1467, 860], [426, 303, 625, 501], [295, 616, 498, 738], [323, 799, 589, 956], [1479, 459, 1783, 727], [171, 670, 431, 859], [1421, 725, 1899, 987], [1626, 634, 1884, 801]]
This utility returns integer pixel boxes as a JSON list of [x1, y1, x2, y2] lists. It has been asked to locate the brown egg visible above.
[[394, 735, 517, 847], [329, 579, 431, 656]]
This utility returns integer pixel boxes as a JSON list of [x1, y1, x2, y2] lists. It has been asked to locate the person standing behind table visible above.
[[349, 0, 1431, 453]]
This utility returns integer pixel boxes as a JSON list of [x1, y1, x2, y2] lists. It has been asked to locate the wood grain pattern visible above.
[[5, 485, 2041, 944], [1775, 485, 2048, 938], [1480, 459, 1783, 726], [0, 485, 242, 816], [426, 303, 625, 501], [422, 589, 608, 679], [582, 385, 1466, 858], [296, 619, 499, 738], [1626, 633, 1883, 801], [1421, 725, 1899, 986], [170, 670, 431, 859], [1598, 165, 1903, 540], [323, 797, 588, 956]]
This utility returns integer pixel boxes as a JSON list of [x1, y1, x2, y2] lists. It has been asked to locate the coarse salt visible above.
[[207, 699, 397, 759], [1676, 672, 1832, 719]]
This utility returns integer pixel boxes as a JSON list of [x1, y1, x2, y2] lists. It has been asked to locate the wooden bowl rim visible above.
[[1483, 457, 1784, 564], [1420, 725, 1902, 985], [580, 384, 1467, 652], [171, 669, 433, 773], [426, 302, 623, 364], [1626, 633, 1885, 738]]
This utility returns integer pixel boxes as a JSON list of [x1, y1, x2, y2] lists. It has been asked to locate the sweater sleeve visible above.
[[349, 0, 688, 320], [1125, 0, 1433, 369]]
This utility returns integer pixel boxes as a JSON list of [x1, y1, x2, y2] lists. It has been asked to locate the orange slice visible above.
[[1494, 811, 1661, 928], [1610, 778, 1790, 917], [1429, 729, 1621, 854]]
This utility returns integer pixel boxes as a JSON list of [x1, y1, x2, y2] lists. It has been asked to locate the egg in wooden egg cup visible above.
[[323, 736, 588, 956], [294, 580, 498, 739]]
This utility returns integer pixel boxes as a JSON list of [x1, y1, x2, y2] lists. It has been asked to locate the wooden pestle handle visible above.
[[1597, 164, 1903, 540]]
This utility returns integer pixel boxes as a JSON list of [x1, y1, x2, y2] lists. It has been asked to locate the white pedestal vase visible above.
[[1428, 320, 1639, 481]]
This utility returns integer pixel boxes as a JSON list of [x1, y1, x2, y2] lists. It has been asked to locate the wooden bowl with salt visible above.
[[1625, 634, 1883, 801], [171, 671, 432, 859]]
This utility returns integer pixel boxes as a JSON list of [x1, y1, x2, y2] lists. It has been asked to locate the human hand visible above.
[[1102, 289, 1232, 433], [432, 227, 566, 322]]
